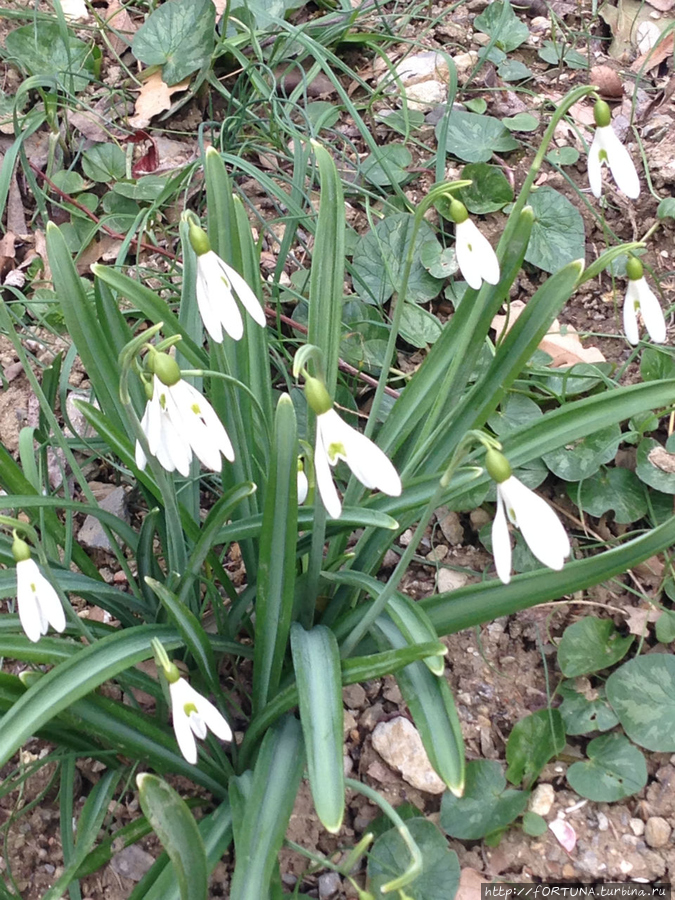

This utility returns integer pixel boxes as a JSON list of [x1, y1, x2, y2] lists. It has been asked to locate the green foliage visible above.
[[525, 186, 586, 273], [440, 760, 529, 840], [457, 163, 514, 214], [437, 110, 520, 163], [4, 23, 95, 91], [557, 618, 633, 678], [557, 680, 619, 735], [368, 819, 460, 900], [566, 734, 647, 802], [505, 709, 566, 788], [474, 1, 529, 51], [132, 0, 216, 85], [606, 656, 675, 751]]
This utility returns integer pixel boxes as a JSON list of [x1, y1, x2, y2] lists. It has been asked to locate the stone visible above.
[[372, 716, 445, 794], [453, 51, 479, 82], [645, 817, 671, 848], [436, 507, 464, 545], [630, 818, 645, 836], [437, 568, 469, 593], [78, 486, 129, 551], [405, 80, 447, 111], [343, 683, 367, 710], [528, 783, 555, 817], [110, 845, 155, 881], [596, 812, 609, 831], [318, 871, 342, 899]]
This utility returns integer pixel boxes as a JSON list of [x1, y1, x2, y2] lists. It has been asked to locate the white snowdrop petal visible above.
[[603, 127, 640, 199], [200, 252, 244, 341], [188, 711, 208, 740], [345, 428, 402, 496], [501, 477, 570, 570], [179, 381, 235, 462], [587, 131, 604, 199], [623, 281, 640, 345], [196, 265, 225, 344], [314, 424, 343, 518], [169, 383, 225, 471], [297, 470, 308, 505], [145, 384, 164, 456], [492, 491, 512, 585], [225, 263, 267, 328], [169, 681, 199, 764], [17, 560, 44, 643], [636, 278, 666, 344], [455, 219, 484, 290], [35, 571, 66, 634], [193, 696, 232, 742]]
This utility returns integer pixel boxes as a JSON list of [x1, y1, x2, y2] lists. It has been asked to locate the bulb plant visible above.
[[0, 84, 672, 900]]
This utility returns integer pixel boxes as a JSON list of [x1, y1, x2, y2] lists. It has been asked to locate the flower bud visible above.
[[485, 448, 512, 484], [593, 99, 611, 128], [188, 222, 211, 257], [304, 375, 332, 416], [11, 534, 31, 563], [448, 198, 469, 224], [626, 257, 643, 282], [150, 352, 181, 387]]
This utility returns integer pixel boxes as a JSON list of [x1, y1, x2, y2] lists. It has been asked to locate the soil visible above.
[[1, 0, 675, 896]]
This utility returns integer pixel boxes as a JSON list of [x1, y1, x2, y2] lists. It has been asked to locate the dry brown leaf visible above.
[[625, 605, 660, 635], [7, 172, 27, 236], [455, 868, 490, 900], [129, 71, 190, 130], [631, 31, 675, 72], [492, 302, 606, 367], [76, 235, 123, 273], [104, 0, 137, 54], [33, 231, 52, 286], [648, 445, 675, 473]]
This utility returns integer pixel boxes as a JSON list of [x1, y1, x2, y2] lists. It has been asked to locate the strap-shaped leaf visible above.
[[373, 615, 465, 796], [229, 716, 305, 900], [291, 624, 344, 833], [137, 773, 208, 900], [253, 395, 298, 711]]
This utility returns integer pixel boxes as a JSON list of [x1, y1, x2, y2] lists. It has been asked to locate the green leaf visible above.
[[525, 186, 585, 273], [566, 733, 647, 801], [4, 23, 95, 92], [567, 466, 648, 524], [361, 143, 412, 187], [546, 146, 580, 167], [558, 617, 633, 678], [132, 0, 215, 85], [457, 163, 514, 214], [488, 393, 542, 436], [606, 655, 675, 751], [498, 59, 533, 81], [368, 819, 460, 900], [538, 40, 588, 69], [419, 243, 458, 279], [503, 113, 539, 132], [352, 213, 444, 305], [291, 624, 344, 833], [113, 176, 168, 201], [542, 424, 622, 481], [137, 773, 207, 900], [437, 110, 520, 163], [505, 709, 565, 788], [636, 437, 675, 494], [399, 303, 442, 348], [657, 198, 675, 220], [82, 144, 127, 183], [522, 812, 548, 836], [464, 98, 487, 114], [474, 1, 529, 51], [656, 610, 675, 643], [51, 170, 85, 194], [305, 101, 341, 131], [376, 108, 425, 135], [640, 347, 675, 382], [440, 760, 529, 839], [557, 680, 619, 735]]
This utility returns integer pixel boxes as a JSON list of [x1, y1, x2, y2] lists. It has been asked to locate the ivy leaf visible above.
[[557, 680, 619, 735], [474, 1, 529, 52], [567, 734, 647, 801], [542, 424, 621, 481], [437, 110, 520, 163], [440, 760, 529, 840], [558, 617, 633, 678], [607, 656, 675, 751], [505, 709, 565, 788], [132, 0, 215, 85], [457, 163, 514, 214], [567, 466, 648, 524], [525, 186, 585, 274], [5, 23, 95, 92]]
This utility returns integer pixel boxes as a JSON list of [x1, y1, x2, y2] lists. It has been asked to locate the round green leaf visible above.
[[5, 23, 95, 92], [351, 213, 444, 305], [361, 143, 412, 187], [51, 171, 85, 194], [305, 101, 341, 131], [656, 610, 675, 644], [558, 617, 633, 678], [440, 760, 529, 840], [487, 393, 542, 436], [132, 0, 216, 85], [525, 186, 585, 274], [547, 147, 580, 167], [474, 1, 529, 51], [505, 709, 565, 788], [567, 466, 648, 524], [542, 424, 622, 481], [82, 144, 127, 184], [420, 243, 459, 279], [368, 819, 460, 900], [640, 347, 675, 382], [498, 59, 533, 81], [522, 812, 548, 837], [557, 680, 619, 735], [657, 198, 675, 220], [399, 303, 442, 348], [437, 110, 520, 164], [636, 437, 675, 494], [566, 733, 647, 801], [457, 163, 514, 214], [503, 113, 539, 132], [538, 40, 588, 70], [464, 98, 487, 114], [606, 655, 675, 751]]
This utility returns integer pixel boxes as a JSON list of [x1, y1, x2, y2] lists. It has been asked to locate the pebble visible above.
[[318, 871, 342, 899], [78, 486, 129, 551], [645, 817, 671, 848], [110, 845, 156, 881], [528, 783, 555, 817], [630, 818, 645, 836], [436, 507, 463, 545], [436, 568, 469, 593], [372, 717, 446, 794], [596, 812, 609, 831], [343, 684, 367, 710]]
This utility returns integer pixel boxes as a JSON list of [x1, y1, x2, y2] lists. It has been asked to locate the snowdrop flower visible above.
[[189, 223, 266, 343], [623, 257, 666, 345], [449, 199, 500, 291], [588, 100, 640, 200], [486, 449, 570, 585], [12, 534, 66, 643], [135, 351, 234, 477], [168, 675, 232, 765], [305, 375, 402, 519], [297, 459, 309, 505]]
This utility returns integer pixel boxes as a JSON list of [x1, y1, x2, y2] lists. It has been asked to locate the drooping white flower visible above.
[[448, 199, 500, 291], [169, 677, 232, 765], [135, 353, 234, 477], [486, 449, 570, 585], [13, 536, 66, 643], [190, 223, 266, 343], [623, 258, 666, 345], [588, 101, 640, 200], [297, 462, 309, 505]]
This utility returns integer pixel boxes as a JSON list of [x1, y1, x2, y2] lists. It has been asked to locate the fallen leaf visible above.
[[128, 71, 190, 130], [492, 302, 606, 367], [648, 445, 675, 473], [631, 31, 675, 73], [104, 0, 137, 54], [33, 230, 52, 286], [625, 605, 660, 635], [76, 235, 123, 273], [7, 172, 27, 236]]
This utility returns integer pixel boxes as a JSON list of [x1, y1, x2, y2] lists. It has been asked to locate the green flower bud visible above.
[[626, 257, 643, 282], [151, 352, 181, 387], [304, 375, 332, 416], [12, 534, 31, 563], [188, 223, 211, 257], [593, 99, 611, 129], [448, 198, 469, 224], [164, 661, 181, 684], [485, 448, 512, 484]]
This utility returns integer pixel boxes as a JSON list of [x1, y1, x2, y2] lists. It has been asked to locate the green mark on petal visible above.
[[328, 441, 347, 463]]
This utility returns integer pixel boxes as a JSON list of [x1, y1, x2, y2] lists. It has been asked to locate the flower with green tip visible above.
[[588, 100, 640, 200], [189, 223, 266, 342], [305, 375, 402, 518], [486, 449, 570, 584], [12, 535, 66, 643], [297, 460, 309, 505], [624, 258, 666, 345], [449, 199, 500, 291], [168, 676, 232, 765], [135, 352, 234, 476]]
